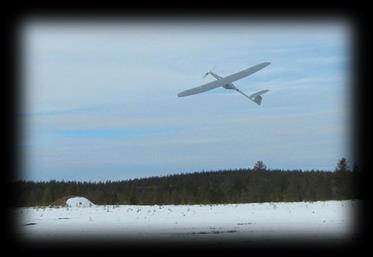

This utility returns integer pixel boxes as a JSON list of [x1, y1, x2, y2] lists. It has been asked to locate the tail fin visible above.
[[248, 89, 269, 105]]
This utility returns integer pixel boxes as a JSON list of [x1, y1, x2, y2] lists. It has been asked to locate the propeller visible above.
[[202, 66, 217, 79], [202, 72, 210, 79]]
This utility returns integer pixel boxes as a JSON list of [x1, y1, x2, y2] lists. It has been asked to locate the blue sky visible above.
[[20, 19, 353, 181]]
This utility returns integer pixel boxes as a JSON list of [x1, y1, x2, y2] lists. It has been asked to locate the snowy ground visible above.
[[15, 200, 359, 244]]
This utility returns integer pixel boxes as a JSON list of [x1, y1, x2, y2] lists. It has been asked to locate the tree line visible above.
[[13, 158, 360, 207]]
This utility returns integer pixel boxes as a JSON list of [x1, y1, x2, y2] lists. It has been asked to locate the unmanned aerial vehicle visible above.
[[177, 62, 271, 105]]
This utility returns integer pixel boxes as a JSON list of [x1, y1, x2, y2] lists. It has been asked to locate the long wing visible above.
[[177, 78, 228, 97], [177, 62, 270, 97]]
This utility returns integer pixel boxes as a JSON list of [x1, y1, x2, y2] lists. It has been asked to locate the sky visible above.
[[20, 18, 354, 181]]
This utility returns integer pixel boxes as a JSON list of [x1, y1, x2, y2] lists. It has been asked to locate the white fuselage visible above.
[[223, 83, 237, 90], [208, 71, 237, 90]]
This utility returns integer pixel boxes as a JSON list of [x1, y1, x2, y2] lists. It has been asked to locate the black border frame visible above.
[[3, 5, 369, 255]]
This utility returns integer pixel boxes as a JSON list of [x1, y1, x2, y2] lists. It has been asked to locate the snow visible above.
[[15, 200, 358, 243], [65, 197, 95, 208]]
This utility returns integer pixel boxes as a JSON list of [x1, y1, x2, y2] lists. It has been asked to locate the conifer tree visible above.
[[253, 161, 267, 172], [335, 157, 350, 172]]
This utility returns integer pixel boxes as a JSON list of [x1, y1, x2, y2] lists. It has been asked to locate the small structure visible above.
[[66, 197, 95, 207]]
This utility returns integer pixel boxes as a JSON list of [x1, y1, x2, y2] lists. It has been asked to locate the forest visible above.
[[13, 159, 360, 207]]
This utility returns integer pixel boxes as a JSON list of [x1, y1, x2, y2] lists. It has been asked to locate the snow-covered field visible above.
[[15, 200, 358, 243]]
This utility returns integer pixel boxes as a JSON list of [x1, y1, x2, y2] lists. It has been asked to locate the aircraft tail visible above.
[[248, 89, 269, 105], [234, 88, 269, 105]]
